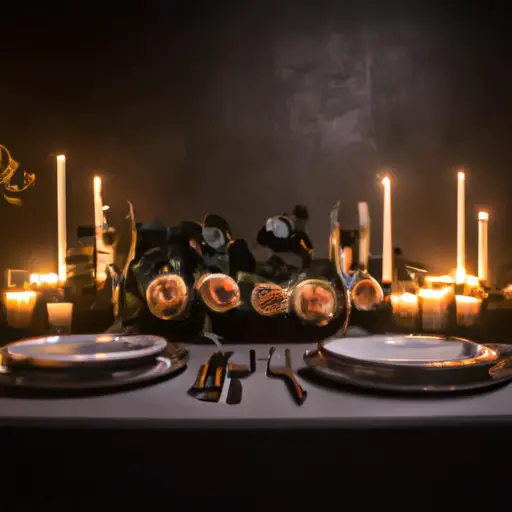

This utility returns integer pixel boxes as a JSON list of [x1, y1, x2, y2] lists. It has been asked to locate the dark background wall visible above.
[[1, 3, 510, 284]]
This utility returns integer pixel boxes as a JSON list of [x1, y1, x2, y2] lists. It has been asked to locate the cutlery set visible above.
[[188, 350, 256, 405], [188, 347, 308, 406], [266, 347, 308, 405]]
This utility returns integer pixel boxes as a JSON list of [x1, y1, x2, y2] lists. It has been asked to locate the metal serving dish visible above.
[[2, 334, 168, 372], [304, 334, 512, 393]]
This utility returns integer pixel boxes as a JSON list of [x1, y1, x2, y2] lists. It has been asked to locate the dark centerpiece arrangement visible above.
[[107, 202, 351, 343]]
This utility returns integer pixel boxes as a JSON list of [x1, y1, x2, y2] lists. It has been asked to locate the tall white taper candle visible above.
[[382, 176, 392, 284], [478, 211, 489, 283], [56, 155, 67, 283], [456, 171, 465, 280], [93, 176, 107, 284], [358, 201, 370, 269]]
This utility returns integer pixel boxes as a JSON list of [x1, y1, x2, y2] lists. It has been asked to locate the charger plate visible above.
[[0, 342, 188, 393], [304, 334, 512, 393], [3, 334, 168, 371]]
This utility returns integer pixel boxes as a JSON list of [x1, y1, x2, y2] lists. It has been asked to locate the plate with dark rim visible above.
[[0, 343, 188, 393], [304, 334, 512, 393]]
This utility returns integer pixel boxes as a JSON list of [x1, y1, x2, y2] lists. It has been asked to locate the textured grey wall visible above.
[[2, 8, 490, 274], [171, 15, 447, 260]]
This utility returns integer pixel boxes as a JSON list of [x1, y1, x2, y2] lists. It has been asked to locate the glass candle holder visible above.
[[4, 291, 37, 328], [391, 292, 419, 330], [455, 295, 482, 328], [47, 301, 74, 334]]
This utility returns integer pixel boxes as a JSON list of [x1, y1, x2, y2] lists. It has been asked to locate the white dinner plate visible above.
[[304, 335, 512, 393], [321, 334, 485, 365], [3, 334, 168, 371], [0, 342, 189, 394]]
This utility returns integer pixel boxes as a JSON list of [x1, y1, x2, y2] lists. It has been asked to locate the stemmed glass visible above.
[[46, 295, 74, 335]]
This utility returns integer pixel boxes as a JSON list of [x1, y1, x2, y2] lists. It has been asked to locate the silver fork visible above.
[[266, 347, 308, 406]]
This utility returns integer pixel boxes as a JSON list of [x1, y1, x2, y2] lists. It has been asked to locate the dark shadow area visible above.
[[4, 425, 512, 502]]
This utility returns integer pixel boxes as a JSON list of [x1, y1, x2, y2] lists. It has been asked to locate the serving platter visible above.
[[304, 334, 512, 393], [3, 334, 168, 371]]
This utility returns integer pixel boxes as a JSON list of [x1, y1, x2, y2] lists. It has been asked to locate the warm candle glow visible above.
[[456, 169, 465, 278], [396, 292, 418, 304], [465, 274, 480, 289], [29, 272, 59, 288], [93, 176, 104, 240], [358, 201, 370, 269], [93, 175, 111, 286], [391, 292, 419, 329], [418, 287, 452, 300], [95, 335, 114, 343], [4, 291, 37, 328], [418, 286, 453, 332], [381, 175, 392, 284], [455, 295, 481, 327], [478, 211, 489, 283], [47, 302, 74, 333], [425, 275, 454, 285], [56, 154, 67, 283], [5, 291, 37, 302], [455, 267, 466, 285]]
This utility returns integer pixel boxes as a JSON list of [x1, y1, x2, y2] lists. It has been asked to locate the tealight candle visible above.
[[4, 291, 38, 328], [391, 292, 419, 330], [47, 302, 74, 334], [418, 287, 453, 332], [455, 295, 482, 328]]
